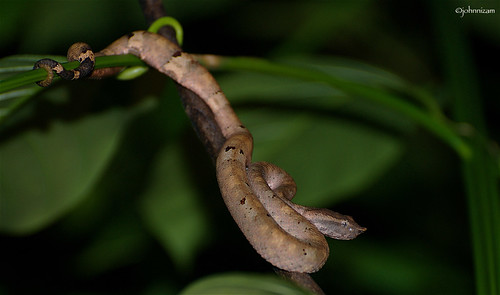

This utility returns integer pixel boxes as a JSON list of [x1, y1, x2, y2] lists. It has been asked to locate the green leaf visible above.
[[207, 55, 470, 158], [431, 2, 500, 294], [6, 0, 143, 53], [180, 273, 312, 295], [0, 108, 133, 234], [217, 66, 406, 206], [140, 143, 212, 271], [241, 109, 402, 206]]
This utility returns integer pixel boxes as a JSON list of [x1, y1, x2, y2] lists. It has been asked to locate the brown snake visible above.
[[34, 31, 366, 273]]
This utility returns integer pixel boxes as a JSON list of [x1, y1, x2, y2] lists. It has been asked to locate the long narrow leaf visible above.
[[431, 2, 500, 294], [196, 55, 471, 159]]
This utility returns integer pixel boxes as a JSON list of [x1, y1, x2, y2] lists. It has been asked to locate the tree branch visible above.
[[138, 0, 224, 161], [136, 2, 331, 294]]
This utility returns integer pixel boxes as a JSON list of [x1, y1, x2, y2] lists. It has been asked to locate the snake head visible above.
[[306, 208, 366, 240]]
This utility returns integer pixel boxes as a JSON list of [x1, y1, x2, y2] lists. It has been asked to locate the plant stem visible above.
[[0, 55, 145, 93]]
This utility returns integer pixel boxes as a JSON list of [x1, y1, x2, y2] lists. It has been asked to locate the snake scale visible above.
[[34, 31, 366, 273]]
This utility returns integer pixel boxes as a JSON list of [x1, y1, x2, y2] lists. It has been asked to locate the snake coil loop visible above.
[[216, 132, 365, 273], [33, 42, 95, 87]]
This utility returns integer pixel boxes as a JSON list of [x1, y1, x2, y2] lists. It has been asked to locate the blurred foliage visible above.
[[1, 0, 499, 294]]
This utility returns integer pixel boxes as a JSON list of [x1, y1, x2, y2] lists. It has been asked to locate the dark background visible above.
[[1, 0, 498, 294]]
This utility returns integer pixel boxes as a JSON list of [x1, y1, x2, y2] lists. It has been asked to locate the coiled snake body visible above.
[[34, 31, 365, 273]]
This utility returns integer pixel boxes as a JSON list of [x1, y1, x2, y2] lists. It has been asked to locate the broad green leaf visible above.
[[140, 143, 212, 271], [8, 0, 143, 53], [0, 108, 133, 234], [241, 109, 402, 206], [217, 71, 347, 105], [294, 56, 408, 89], [180, 273, 311, 295], [0, 1, 26, 48], [217, 60, 408, 206]]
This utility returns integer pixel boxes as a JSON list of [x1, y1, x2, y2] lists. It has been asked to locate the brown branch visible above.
[[176, 85, 226, 160], [138, 0, 224, 161], [136, 1, 330, 294], [275, 269, 326, 295]]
